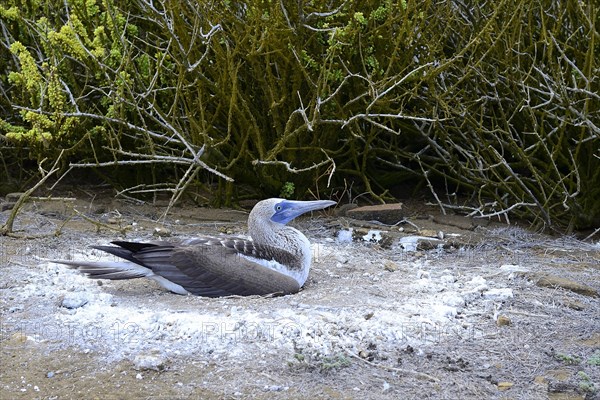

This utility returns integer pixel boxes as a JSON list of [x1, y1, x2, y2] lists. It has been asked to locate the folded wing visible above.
[[61, 240, 300, 297]]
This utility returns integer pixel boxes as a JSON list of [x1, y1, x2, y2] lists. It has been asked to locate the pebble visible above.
[[441, 293, 466, 307], [0, 201, 16, 211], [153, 227, 172, 237], [468, 276, 487, 287], [263, 385, 288, 392], [497, 381, 513, 390], [463, 277, 488, 297], [383, 260, 399, 272], [336, 229, 353, 243], [499, 264, 528, 273], [419, 229, 439, 238], [5, 192, 24, 201], [496, 315, 511, 326], [345, 203, 404, 224], [359, 229, 383, 243], [564, 299, 585, 310], [432, 304, 457, 318], [534, 274, 599, 298], [133, 350, 168, 371], [483, 288, 513, 301], [416, 270, 430, 279], [334, 253, 349, 264], [61, 292, 89, 309]]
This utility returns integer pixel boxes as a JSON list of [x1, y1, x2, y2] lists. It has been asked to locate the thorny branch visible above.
[[2, 0, 598, 231], [1, 151, 65, 236]]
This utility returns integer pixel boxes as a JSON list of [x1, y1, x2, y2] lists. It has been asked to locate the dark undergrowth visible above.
[[1, 0, 598, 232]]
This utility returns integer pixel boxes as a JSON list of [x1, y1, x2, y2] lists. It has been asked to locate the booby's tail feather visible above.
[[91, 243, 160, 266], [54, 260, 150, 280]]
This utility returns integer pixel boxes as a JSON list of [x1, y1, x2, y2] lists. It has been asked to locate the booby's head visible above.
[[269, 199, 337, 225], [249, 198, 336, 229]]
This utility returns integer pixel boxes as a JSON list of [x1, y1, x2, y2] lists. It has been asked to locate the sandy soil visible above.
[[1, 192, 599, 399]]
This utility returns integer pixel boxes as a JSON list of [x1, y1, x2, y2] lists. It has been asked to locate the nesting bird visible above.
[[54, 198, 335, 297]]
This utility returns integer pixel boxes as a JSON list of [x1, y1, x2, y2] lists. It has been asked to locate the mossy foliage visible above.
[[1, 0, 598, 231]]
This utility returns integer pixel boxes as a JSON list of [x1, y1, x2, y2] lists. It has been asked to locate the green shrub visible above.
[[1, 0, 598, 230]]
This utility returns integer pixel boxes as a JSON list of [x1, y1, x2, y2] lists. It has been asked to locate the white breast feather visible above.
[[239, 254, 308, 286]]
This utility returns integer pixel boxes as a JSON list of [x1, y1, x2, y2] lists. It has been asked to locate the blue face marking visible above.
[[271, 201, 296, 225], [270, 199, 336, 225]]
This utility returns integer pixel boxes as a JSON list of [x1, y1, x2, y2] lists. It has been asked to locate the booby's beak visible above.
[[271, 199, 336, 225]]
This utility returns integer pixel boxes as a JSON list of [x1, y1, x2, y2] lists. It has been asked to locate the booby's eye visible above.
[[275, 205, 282, 211]]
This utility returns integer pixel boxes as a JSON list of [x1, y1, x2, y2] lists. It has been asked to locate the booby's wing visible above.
[[67, 239, 301, 297]]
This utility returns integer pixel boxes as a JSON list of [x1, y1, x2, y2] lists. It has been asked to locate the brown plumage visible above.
[[54, 198, 335, 297]]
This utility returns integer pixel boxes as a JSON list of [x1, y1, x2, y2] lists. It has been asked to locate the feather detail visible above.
[[53, 198, 335, 296]]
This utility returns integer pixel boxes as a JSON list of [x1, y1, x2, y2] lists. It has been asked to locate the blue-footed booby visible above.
[[54, 198, 335, 297]]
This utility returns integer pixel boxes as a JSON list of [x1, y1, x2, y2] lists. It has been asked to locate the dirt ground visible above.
[[1, 189, 599, 399]]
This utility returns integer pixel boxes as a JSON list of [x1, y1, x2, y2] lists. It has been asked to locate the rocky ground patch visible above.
[[1, 192, 599, 399]]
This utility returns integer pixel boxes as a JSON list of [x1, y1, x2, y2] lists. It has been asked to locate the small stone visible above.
[[483, 288, 513, 301], [441, 294, 465, 307], [546, 369, 571, 381], [496, 315, 511, 326], [0, 202, 16, 211], [500, 264, 528, 273], [564, 299, 585, 311], [497, 381, 513, 390], [133, 350, 168, 371], [5, 192, 24, 202], [153, 227, 172, 237], [383, 260, 399, 272], [420, 229, 439, 238], [47, 371, 55, 378], [432, 214, 478, 230], [416, 239, 442, 250], [534, 275, 598, 298], [61, 292, 89, 309], [264, 385, 287, 392], [136, 373, 143, 380], [335, 203, 359, 216], [345, 203, 403, 224], [360, 229, 382, 243], [336, 229, 353, 243], [9, 332, 27, 344], [417, 270, 430, 279]]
